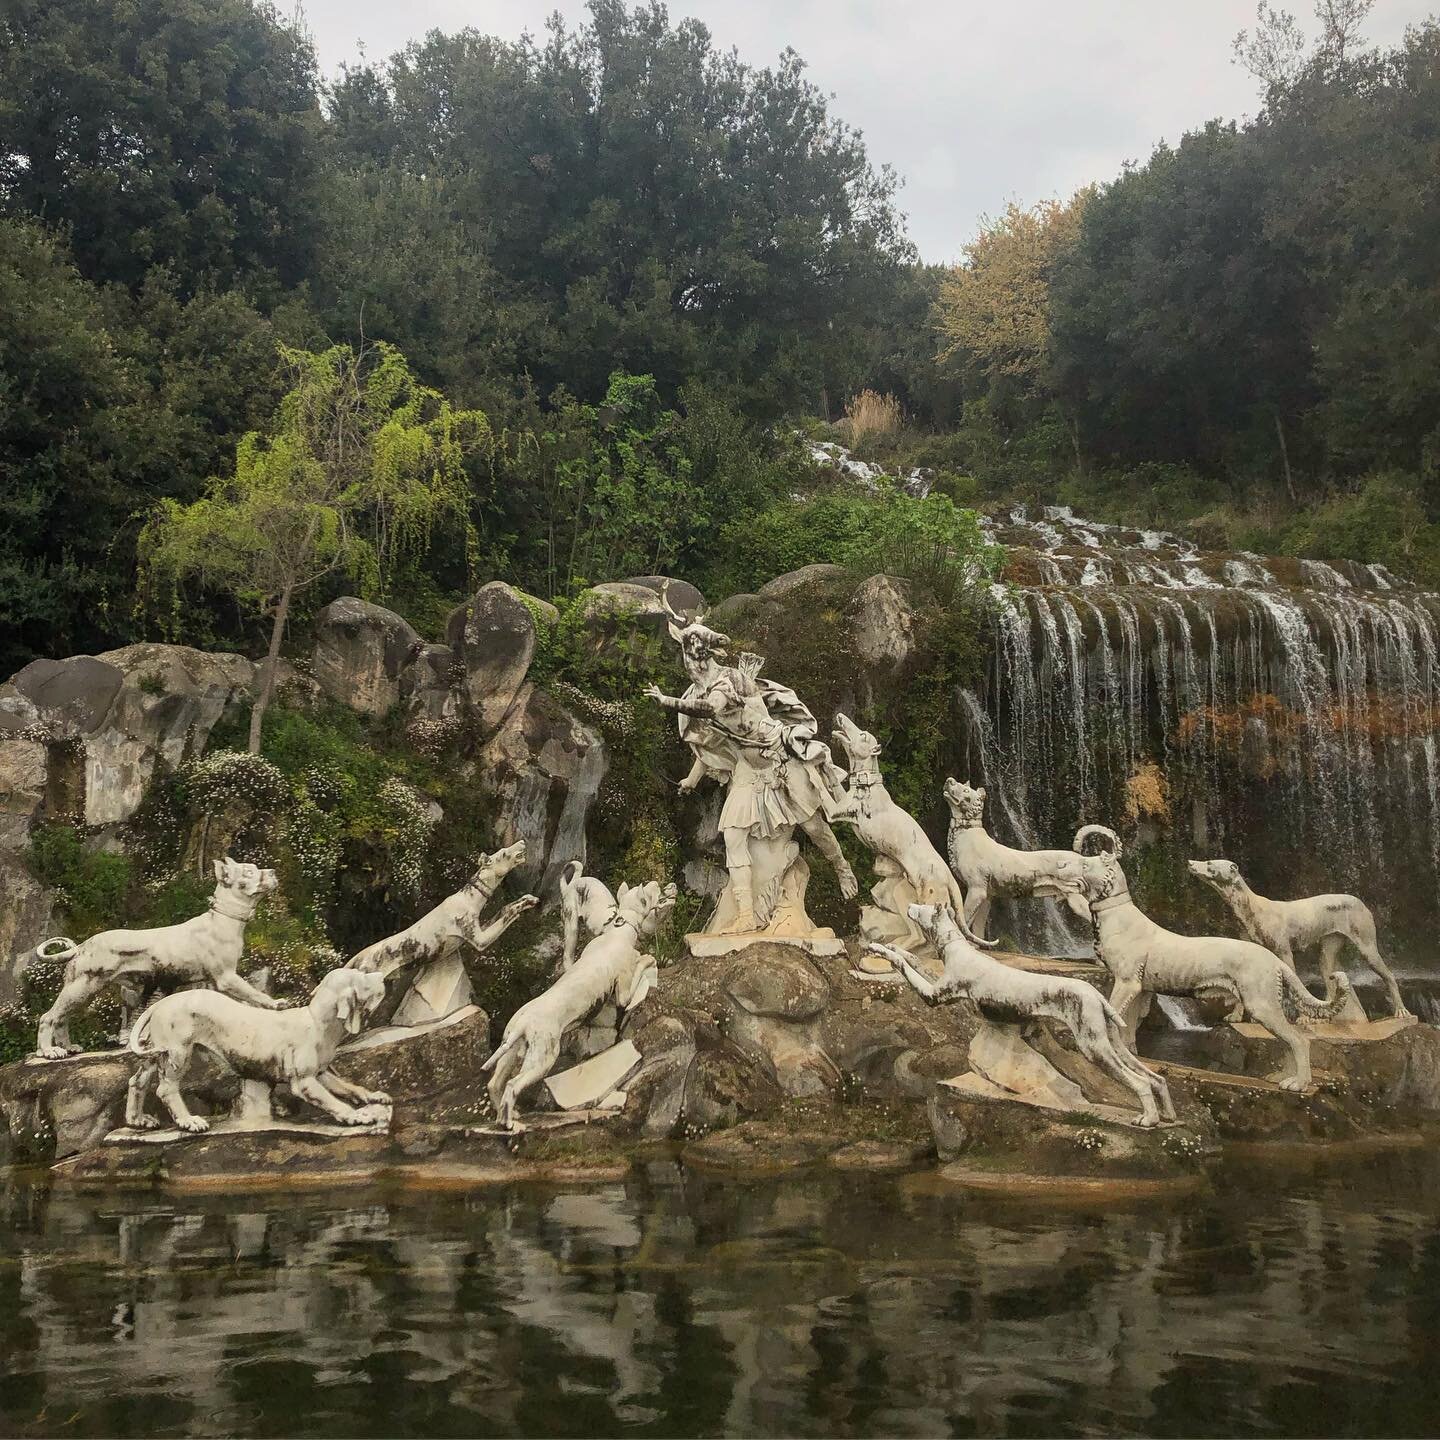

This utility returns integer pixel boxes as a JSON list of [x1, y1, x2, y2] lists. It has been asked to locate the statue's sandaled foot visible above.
[[1278, 1076, 1307, 1093], [837, 866, 859, 901]]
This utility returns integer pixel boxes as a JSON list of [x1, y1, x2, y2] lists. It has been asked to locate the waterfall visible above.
[[971, 508, 1440, 956]]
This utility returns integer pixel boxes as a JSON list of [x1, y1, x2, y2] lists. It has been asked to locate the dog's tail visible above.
[[33, 936, 78, 967], [1280, 966, 1352, 1022], [128, 1003, 160, 1057], [481, 1031, 521, 1074], [560, 859, 583, 896]]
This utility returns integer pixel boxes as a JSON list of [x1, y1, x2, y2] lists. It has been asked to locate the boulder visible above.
[[311, 597, 421, 716], [86, 645, 257, 824], [757, 564, 847, 599], [721, 945, 840, 1097], [849, 574, 915, 670], [475, 685, 607, 893], [0, 735, 47, 850], [619, 576, 706, 615], [0, 656, 125, 734], [398, 643, 462, 722], [446, 581, 536, 734]]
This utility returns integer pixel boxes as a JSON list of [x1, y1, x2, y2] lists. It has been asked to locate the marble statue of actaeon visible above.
[[643, 585, 855, 954], [875, 902, 1176, 1128], [1067, 827, 1353, 1091], [33, 857, 283, 1059], [347, 840, 538, 1024], [124, 968, 390, 1133], [943, 779, 1086, 943], [1188, 858, 1410, 1020], [485, 878, 676, 1130], [830, 713, 983, 969]]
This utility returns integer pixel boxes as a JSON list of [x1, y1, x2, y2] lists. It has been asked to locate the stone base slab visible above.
[[688, 930, 845, 958]]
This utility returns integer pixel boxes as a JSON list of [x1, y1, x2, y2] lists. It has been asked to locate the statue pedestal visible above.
[[1230, 1013, 1417, 1044]]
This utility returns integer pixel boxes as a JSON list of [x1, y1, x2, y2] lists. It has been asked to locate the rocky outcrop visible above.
[[446, 581, 537, 734], [311, 598, 421, 717], [399, 643, 462, 722], [757, 564, 847, 599], [721, 946, 839, 1096], [620, 576, 705, 614], [0, 645, 256, 828], [476, 684, 607, 894]]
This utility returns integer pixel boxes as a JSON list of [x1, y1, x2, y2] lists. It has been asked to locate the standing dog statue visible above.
[[873, 901, 1175, 1128], [830, 715, 985, 963], [559, 859, 623, 970], [943, 779, 1086, 943], [125, 968, 390, 1133], [34, 857, 282, 1060], [485, 880, 676, 1130], [1069, 828, 1352, 1091], [347, 841, 537, 978], [1188, 859, 1409, 1020]]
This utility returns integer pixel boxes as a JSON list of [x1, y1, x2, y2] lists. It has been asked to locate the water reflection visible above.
[[3, 1151, 1439, 1437]]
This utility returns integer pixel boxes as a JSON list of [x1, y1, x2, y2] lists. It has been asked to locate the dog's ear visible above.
[[338, 981, 365, 1036], [616, 881, 632, 904]]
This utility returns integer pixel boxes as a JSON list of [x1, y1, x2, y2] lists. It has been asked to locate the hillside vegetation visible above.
[[2, 0, 1439, 675]]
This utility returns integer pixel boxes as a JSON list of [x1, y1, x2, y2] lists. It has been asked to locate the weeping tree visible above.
[[139, 342, 488, 751]]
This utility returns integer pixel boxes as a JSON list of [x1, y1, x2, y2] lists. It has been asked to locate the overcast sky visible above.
[[297, 0, 1435, 263]]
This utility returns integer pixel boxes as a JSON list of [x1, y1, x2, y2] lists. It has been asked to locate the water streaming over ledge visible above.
[[959, 507, 1440, 958]]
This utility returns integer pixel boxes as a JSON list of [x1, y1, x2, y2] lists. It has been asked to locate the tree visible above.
[[935, 192, 1091, 391], [0, 0, 322, 296], [138, 343, 488, 750], [325, 1, 912, 415]]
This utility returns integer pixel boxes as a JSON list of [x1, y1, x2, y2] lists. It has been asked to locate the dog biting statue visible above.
[[873, 902, 1175, 1129], [830, 714, 985, 963], [1069, 828, 1353, 1091], [1188, 858, 1410, 1020], [33, 857, 282, 1060], [125, 968, 390, 1133], [485, 879, 676, 1130]]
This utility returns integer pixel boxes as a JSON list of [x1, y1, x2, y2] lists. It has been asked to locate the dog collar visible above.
[[464, 879, 496, 902], [210, 893, 258, 922], [952, 817, 984, 829], [1092, 892, 1131, 914]]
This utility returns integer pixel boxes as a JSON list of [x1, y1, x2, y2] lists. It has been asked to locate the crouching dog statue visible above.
[[125, 969, 390, 1134]]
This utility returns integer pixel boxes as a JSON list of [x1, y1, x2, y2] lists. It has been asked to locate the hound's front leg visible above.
[[318, 1070, 391, 1106], [293, 1075, 378, 1124], [217, 971, 288, 1010]]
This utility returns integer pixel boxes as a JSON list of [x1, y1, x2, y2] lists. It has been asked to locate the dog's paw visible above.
[[35, 1045, 71, 1061], [177, 1116, 210, 1133], [363, 1090, 391, 1106], [126, 1115, 161, 1131]]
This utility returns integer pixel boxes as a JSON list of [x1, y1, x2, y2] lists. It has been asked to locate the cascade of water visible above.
[[974, 508, 1440, 954]]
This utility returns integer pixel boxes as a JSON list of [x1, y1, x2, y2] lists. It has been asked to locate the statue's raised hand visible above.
[[642, 683, 667, 703]]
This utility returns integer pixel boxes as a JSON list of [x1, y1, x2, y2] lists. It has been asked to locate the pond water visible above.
[[3, 1150, 1439, 1439]]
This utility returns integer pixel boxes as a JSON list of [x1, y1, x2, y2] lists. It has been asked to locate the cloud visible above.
[[298, 0, 1435, 262]]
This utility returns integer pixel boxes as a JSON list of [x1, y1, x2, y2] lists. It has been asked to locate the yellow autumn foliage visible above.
[[934, 190, 1092, 385]]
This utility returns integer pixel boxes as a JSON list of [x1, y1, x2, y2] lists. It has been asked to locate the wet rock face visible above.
[[311, 598, 422, 717], [446, 581, 536, 735], [399, 643, 461, 722]]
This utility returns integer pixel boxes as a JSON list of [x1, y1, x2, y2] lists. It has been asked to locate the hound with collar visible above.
[[1188, 858, 1409, 1019], [873, 900, 1175, 1128], [485, 880, 676, 1130], [1069, 828, 1353, 1091], [346, 842, 537, 978], [34, 857, 283, 1059]]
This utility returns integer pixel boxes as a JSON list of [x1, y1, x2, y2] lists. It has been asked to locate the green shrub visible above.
[[26, 824, 135, 940]]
